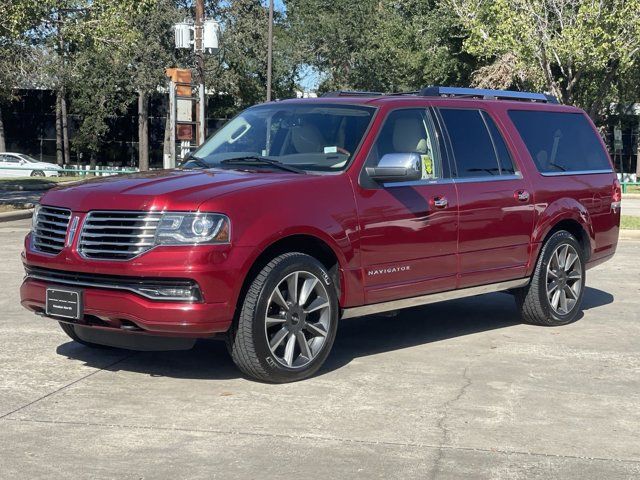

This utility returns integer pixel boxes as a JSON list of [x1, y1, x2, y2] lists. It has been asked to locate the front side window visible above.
[[440, 108, 516, 177], [366, 108, 444, 180], [508, 110, 611, 173], [190, 104, 375, 172]]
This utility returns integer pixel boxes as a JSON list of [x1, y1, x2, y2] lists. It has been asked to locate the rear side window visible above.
[[508, 111, 611, 173], [439, 109, 515, 177]]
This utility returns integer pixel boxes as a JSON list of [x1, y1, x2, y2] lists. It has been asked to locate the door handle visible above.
[[432, 196, 448, 209], [515, 190, 530, 202]]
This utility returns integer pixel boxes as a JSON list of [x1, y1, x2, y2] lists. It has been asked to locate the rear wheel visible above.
[[30, 170, 45, 177], [517, 230, 586, 326], [227, 252, 339, 383]]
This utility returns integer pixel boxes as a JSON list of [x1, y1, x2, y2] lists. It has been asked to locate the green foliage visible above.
[[449, 0, 640, 119], [286, 0, 475, 92], [206, 0, 299, 115]]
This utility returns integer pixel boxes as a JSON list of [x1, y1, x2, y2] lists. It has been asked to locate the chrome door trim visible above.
[[341, 278, 529, 319], [539, 169, 613, 177]]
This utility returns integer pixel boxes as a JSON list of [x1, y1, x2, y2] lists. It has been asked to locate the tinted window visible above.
[[440, 109, 500, 177], [482, 112, 516, 174], [367, 109, 445, 180], [508, 111, 611, 173]]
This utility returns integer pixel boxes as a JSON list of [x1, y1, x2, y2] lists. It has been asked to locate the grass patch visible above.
[[621, 216, 640, 230], [0, 204, 20, 213], [624, 185, 640, 194]]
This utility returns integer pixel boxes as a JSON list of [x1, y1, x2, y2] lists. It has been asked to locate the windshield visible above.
[[18, 155, 39, 163], [189, 103, 375, 172]]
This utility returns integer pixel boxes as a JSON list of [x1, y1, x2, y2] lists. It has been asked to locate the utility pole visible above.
[[266, 0, 274, 102], [195, 0, 206, 144]]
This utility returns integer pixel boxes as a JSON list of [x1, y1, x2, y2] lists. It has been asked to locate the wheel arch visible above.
[[235, 233, 345, 319], [530, 199, 595, 273]]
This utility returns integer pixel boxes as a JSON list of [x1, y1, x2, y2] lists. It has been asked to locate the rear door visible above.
[[436, 107, 535, 288]]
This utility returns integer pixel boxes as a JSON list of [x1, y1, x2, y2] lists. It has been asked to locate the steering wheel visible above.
[[336, 146, 350, 156]]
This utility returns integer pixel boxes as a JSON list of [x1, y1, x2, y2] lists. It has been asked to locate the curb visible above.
[[0, 208, 33, 223]]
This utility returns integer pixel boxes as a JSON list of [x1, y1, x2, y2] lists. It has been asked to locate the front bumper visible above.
[[20, 233, 256, 337], [21, 277, 230, 336]]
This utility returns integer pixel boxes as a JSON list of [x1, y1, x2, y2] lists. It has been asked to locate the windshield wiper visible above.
[[181, 155, 211, 169], [221, 156, 306, 174]]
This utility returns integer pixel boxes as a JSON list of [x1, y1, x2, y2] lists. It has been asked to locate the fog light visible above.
[[137, 286, 201, 301]]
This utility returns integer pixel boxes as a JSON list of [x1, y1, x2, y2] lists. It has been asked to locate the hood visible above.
[[41, 168, 303, 212]]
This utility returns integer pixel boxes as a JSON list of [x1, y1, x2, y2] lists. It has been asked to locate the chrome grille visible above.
[[32, 206, 71, 255], [79, 211, 161, 260]]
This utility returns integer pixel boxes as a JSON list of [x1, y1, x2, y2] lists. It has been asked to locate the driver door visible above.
[[354, 108, 459, 305]]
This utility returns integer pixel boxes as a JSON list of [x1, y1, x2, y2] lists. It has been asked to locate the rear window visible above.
[[508, 111, 611, 174], [439, 109, 515, 177]]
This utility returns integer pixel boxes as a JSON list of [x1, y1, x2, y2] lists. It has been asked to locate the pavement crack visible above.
[[0, 352, 136, 420], [430, 365, 473, 479]]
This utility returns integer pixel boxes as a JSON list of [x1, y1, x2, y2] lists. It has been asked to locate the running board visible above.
[[341, 278, 530, 319]]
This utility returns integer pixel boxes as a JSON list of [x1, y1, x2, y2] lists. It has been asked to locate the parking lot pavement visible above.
[[1, 218, 639, 479], [623, 197, 640, 217]]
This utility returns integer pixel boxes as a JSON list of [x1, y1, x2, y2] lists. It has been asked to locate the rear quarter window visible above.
[[508, 110, 611, 174]]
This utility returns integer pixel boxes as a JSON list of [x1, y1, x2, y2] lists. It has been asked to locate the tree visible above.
[[207, 0, 299, 114], [449, 0, 640, 120], [124, 0, 181, 170], [286, 0, 475, 93]]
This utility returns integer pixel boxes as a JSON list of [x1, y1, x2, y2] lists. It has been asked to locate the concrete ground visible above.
[[0, 218, 639, 479]]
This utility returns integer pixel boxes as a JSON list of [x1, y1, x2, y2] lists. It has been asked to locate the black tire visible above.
[[30, 170, 45, 177], [58, 322, 109, 348], [227, 252, 339, 383], [516, 230, 586, 326]]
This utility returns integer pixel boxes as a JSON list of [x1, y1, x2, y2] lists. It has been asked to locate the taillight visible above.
[[612, 179, 622, 203]]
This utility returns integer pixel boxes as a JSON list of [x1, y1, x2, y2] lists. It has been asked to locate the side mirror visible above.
[[366, 152, 422, 183]]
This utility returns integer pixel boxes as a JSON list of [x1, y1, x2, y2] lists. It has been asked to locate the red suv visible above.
[[20, 87, 621, 382]]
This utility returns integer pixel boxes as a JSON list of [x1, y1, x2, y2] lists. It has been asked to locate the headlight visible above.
[[155, 213, 230, 245], [31, 203, 41, 231]]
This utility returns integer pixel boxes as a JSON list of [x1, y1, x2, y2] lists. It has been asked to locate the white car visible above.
[[0, 152, 62, 178]]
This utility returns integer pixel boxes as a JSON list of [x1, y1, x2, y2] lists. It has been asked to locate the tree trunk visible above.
[[89, 151, 96, 170], [60, 88, 70, 164], [138, 91, 149, 171], [0, 106, 6, 152], [55, 93, 63, 165]]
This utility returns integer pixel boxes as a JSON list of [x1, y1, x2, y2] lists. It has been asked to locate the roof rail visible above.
[[321, 90, 384, 97], [419, 86, 559, 104]]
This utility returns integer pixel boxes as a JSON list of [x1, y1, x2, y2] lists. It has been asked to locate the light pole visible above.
[[195, 0, 206, 145], [266, 0, 274, 102]]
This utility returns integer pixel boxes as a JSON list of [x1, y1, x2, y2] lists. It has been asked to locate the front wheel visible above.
[[30, 170, 45, 177], [516, 230, 586, 326], [227, 252, 339, 383]]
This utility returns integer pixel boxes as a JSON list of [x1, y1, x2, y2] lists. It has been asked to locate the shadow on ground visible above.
[[55, 286, 614, 381]]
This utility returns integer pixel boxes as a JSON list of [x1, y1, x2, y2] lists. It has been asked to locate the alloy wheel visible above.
[[264, 270, 332, 369], [546, 244, 582, 315]]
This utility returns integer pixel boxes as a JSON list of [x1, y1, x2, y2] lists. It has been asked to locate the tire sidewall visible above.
[[536, 232, 586, 325], [249, 254, 339, 382]]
